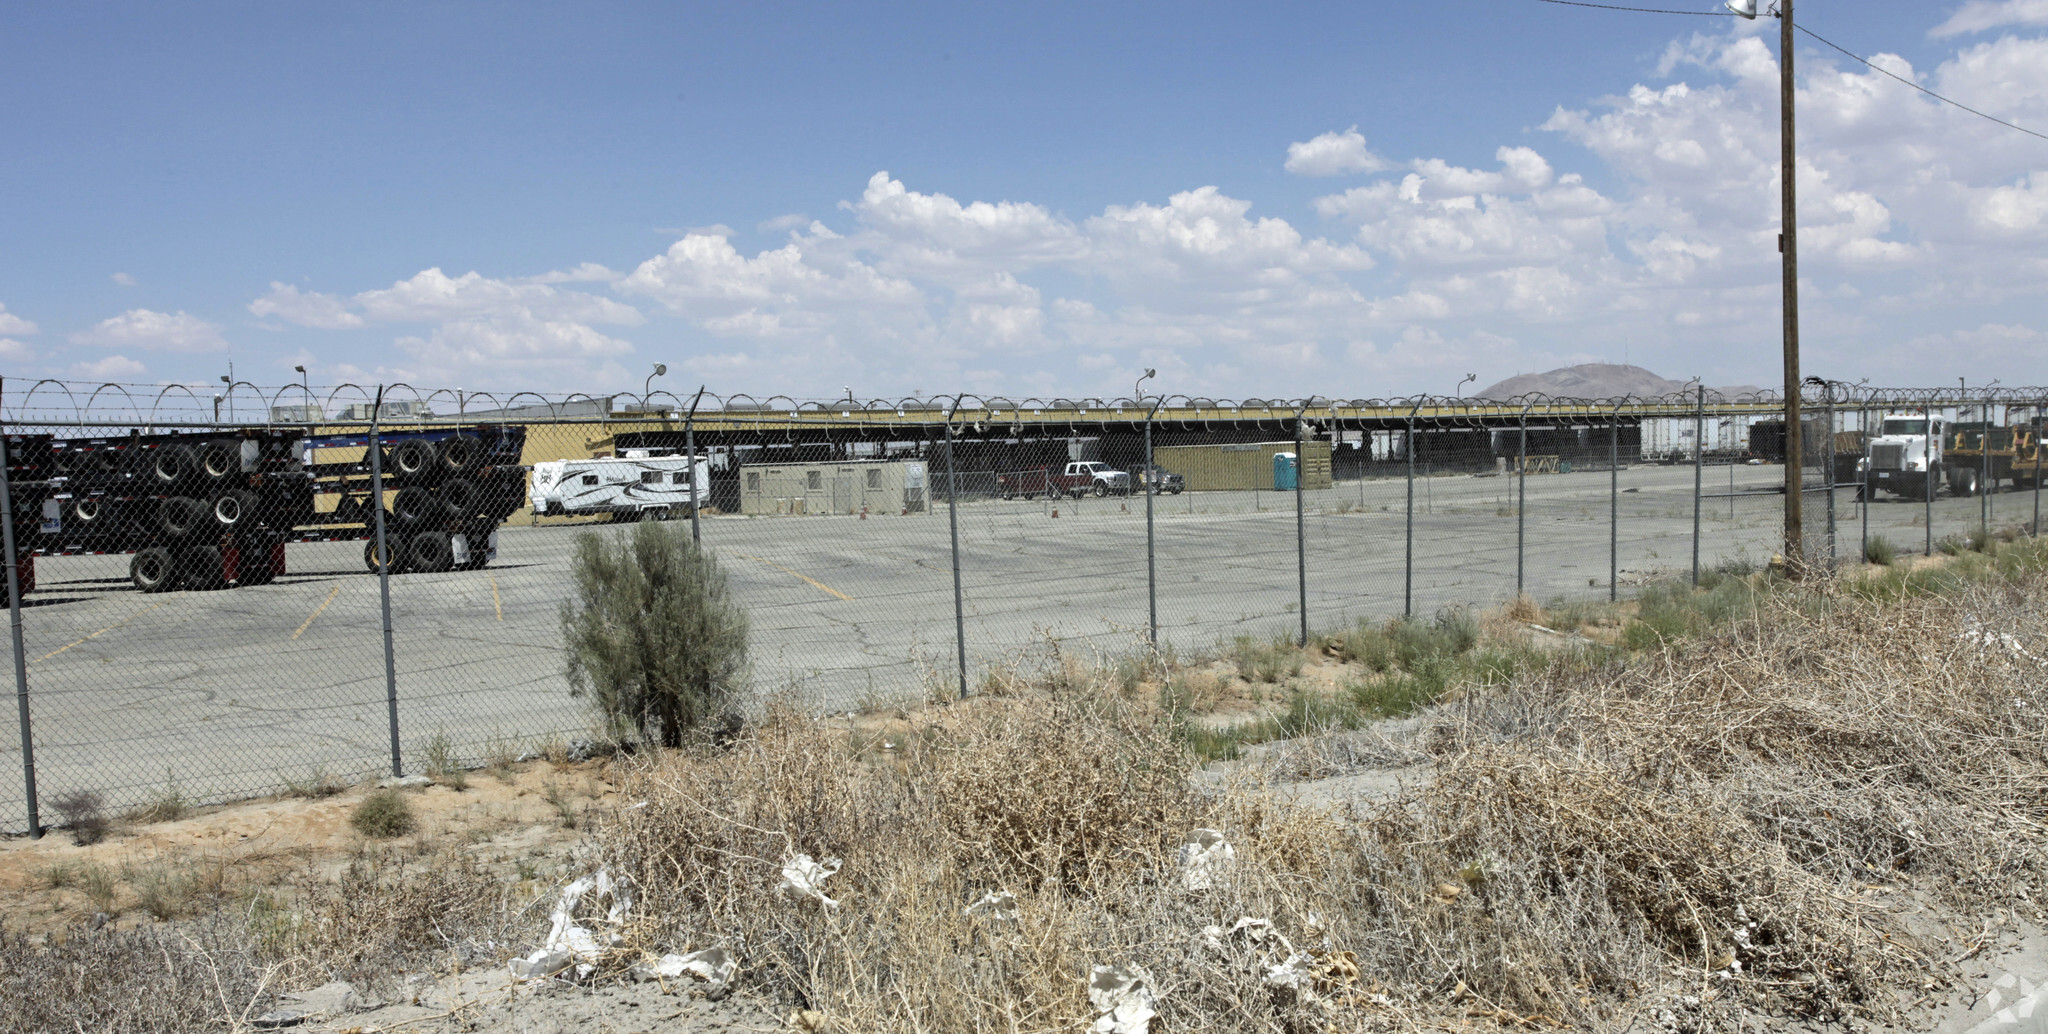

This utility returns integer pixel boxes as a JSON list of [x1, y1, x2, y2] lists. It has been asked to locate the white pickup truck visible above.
[[530, 452, 710, 519]]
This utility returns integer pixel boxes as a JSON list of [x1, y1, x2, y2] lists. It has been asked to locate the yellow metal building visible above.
[[1153, 441, 1332, 491]]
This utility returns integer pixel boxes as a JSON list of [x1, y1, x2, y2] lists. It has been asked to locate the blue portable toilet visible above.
[[1273, 451, 1299, 491]]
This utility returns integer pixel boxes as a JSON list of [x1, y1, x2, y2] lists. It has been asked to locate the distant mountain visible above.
[[1474, 364, 1767, 402]]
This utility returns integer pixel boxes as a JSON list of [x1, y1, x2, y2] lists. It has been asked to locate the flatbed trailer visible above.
[[1946, 419, 2048, 495], [14, 424, 529, 593]]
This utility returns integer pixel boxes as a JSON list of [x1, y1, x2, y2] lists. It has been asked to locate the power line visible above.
[[1534, 0, 1732, 14], [1794, 24, 2048, 143], [1534, 0, 2046, 143]]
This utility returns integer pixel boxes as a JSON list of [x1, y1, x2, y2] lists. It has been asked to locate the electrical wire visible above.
[[1535, 0, 2045, 142], [1794, 24, 2048, 143], [1534, 0, 1732, 14]]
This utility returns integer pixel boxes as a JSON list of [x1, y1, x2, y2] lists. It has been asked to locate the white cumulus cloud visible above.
[[250, 283, 365, 329], [69, 354, 149, 380], [71, 310, 228, 352], [1284, 127, 1389, 176], [1932, 0, 2048, 36], [0, 304, 37, 337]]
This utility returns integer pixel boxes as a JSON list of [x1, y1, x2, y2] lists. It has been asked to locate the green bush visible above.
[[349, 789, 415, 839], [561, 521, 749, 748], [1864, 534, 1897, 566]]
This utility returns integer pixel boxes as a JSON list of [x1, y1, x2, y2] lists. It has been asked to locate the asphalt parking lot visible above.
[[0, 461, 2026, 828]]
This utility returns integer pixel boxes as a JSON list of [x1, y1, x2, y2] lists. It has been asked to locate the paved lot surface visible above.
[[0, 462, 2029, 828]]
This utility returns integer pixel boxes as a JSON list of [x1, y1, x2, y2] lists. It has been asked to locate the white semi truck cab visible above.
[[1864, 415, 1944, 500]]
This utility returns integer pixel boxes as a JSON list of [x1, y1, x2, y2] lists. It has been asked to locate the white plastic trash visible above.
[[779, 854, 843, 909], [1175, 828, 1235, 891], [1088, 964, 1159, 1034]]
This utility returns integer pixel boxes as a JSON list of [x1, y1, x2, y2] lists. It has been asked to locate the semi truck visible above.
[[13, 424, 529, 593], [1863, 414, 1947, 500]]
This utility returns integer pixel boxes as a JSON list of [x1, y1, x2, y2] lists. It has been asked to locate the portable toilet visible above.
[[1273, 451, 1299, 491]]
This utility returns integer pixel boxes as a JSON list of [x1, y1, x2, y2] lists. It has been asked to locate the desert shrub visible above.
[[422, 732, 466, 790], [49, 790, 106, 846], [561, 521, 748, 748], [349, 789, 416, 839], [1864, 533, 1897, 566]]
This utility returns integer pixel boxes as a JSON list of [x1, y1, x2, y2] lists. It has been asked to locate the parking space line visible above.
[[292, 585, 341, 640], [731, 552, 853, 601], [489, 574, 503, 621], [34, 603, 166, 663]]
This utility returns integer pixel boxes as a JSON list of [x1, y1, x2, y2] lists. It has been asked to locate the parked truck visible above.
[[996, 461, 1134, 499], [1863, 414, 1948, 500], [1943, 417, 2048, 496], [530, 450, 710, 519]]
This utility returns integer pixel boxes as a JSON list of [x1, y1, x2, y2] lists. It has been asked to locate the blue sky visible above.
[[4, 1, 2046, 402]]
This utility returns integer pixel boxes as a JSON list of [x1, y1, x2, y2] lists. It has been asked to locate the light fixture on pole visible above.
[[644, 363, 668, 409], [1455, 373, 1476, 399], [294, 364, 313, 424]]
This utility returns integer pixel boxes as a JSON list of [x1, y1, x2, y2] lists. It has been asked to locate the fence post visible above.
[[1824, 387, 1836, 567], [1293, 406, 1307, 648], [1983, 394, 1993, 534], [2035, 396, 2043, 536], [1609, 404, 1620, 603], [1516, 407, 1528, 598], [368, 386, 402, 777], [1691, 385, 1704, 586], [1860, 400, 1870, 563], [1404, 411, 1416, 619], [943, 398, 967, 700], [0, 431, 39, 838], [1145, 395, 1161, 646], [1924, 403, 1934, 557], [684, 386, 705, 545]]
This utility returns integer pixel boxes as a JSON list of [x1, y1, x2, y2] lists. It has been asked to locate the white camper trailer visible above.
[[530, 452, 710, 519]]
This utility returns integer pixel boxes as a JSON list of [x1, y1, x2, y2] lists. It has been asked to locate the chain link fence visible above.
[[0, 378, 2039, 834]]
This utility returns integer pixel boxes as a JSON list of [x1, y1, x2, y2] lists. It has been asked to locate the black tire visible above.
[[437, 434, 484, 476], [388, 440, 437, 484], [212, 488, 262, 531], [333, 495, 363, 525], [93, 448, 123, 474], [70, 496, 108, 530], [408, 530, 455, 573], [156, 496, 208, 541], [1093, 482, 1109, 498], [1069, 488, 1084, 499], [196, 439, 241, 485], [1955, 468, 1980, 497], [1000, 489, 1014, 501], [175, 544, 225, 589], [392, 485, 441, 527], [1169, 486, 1183, 495], [365, 538, 404, 574], [1044, 483, 1060, 500], [438, 477, 481, 519], [130, 547, 177, 593], [149, 445, 197, 489]]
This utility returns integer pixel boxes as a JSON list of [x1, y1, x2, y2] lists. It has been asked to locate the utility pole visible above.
[[1778, 0, 1803, 567]]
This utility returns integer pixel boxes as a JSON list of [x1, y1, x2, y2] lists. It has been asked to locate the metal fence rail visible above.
[[0, 377, 2041, 835]]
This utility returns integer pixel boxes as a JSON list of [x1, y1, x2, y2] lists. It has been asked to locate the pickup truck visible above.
[[996, 461, 1133, 499], [1129, 463, 1185, 495]]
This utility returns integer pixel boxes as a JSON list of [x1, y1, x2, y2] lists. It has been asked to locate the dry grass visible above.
[[586, 555, 2048, 1032], [11, 543, 2048, 1032]]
